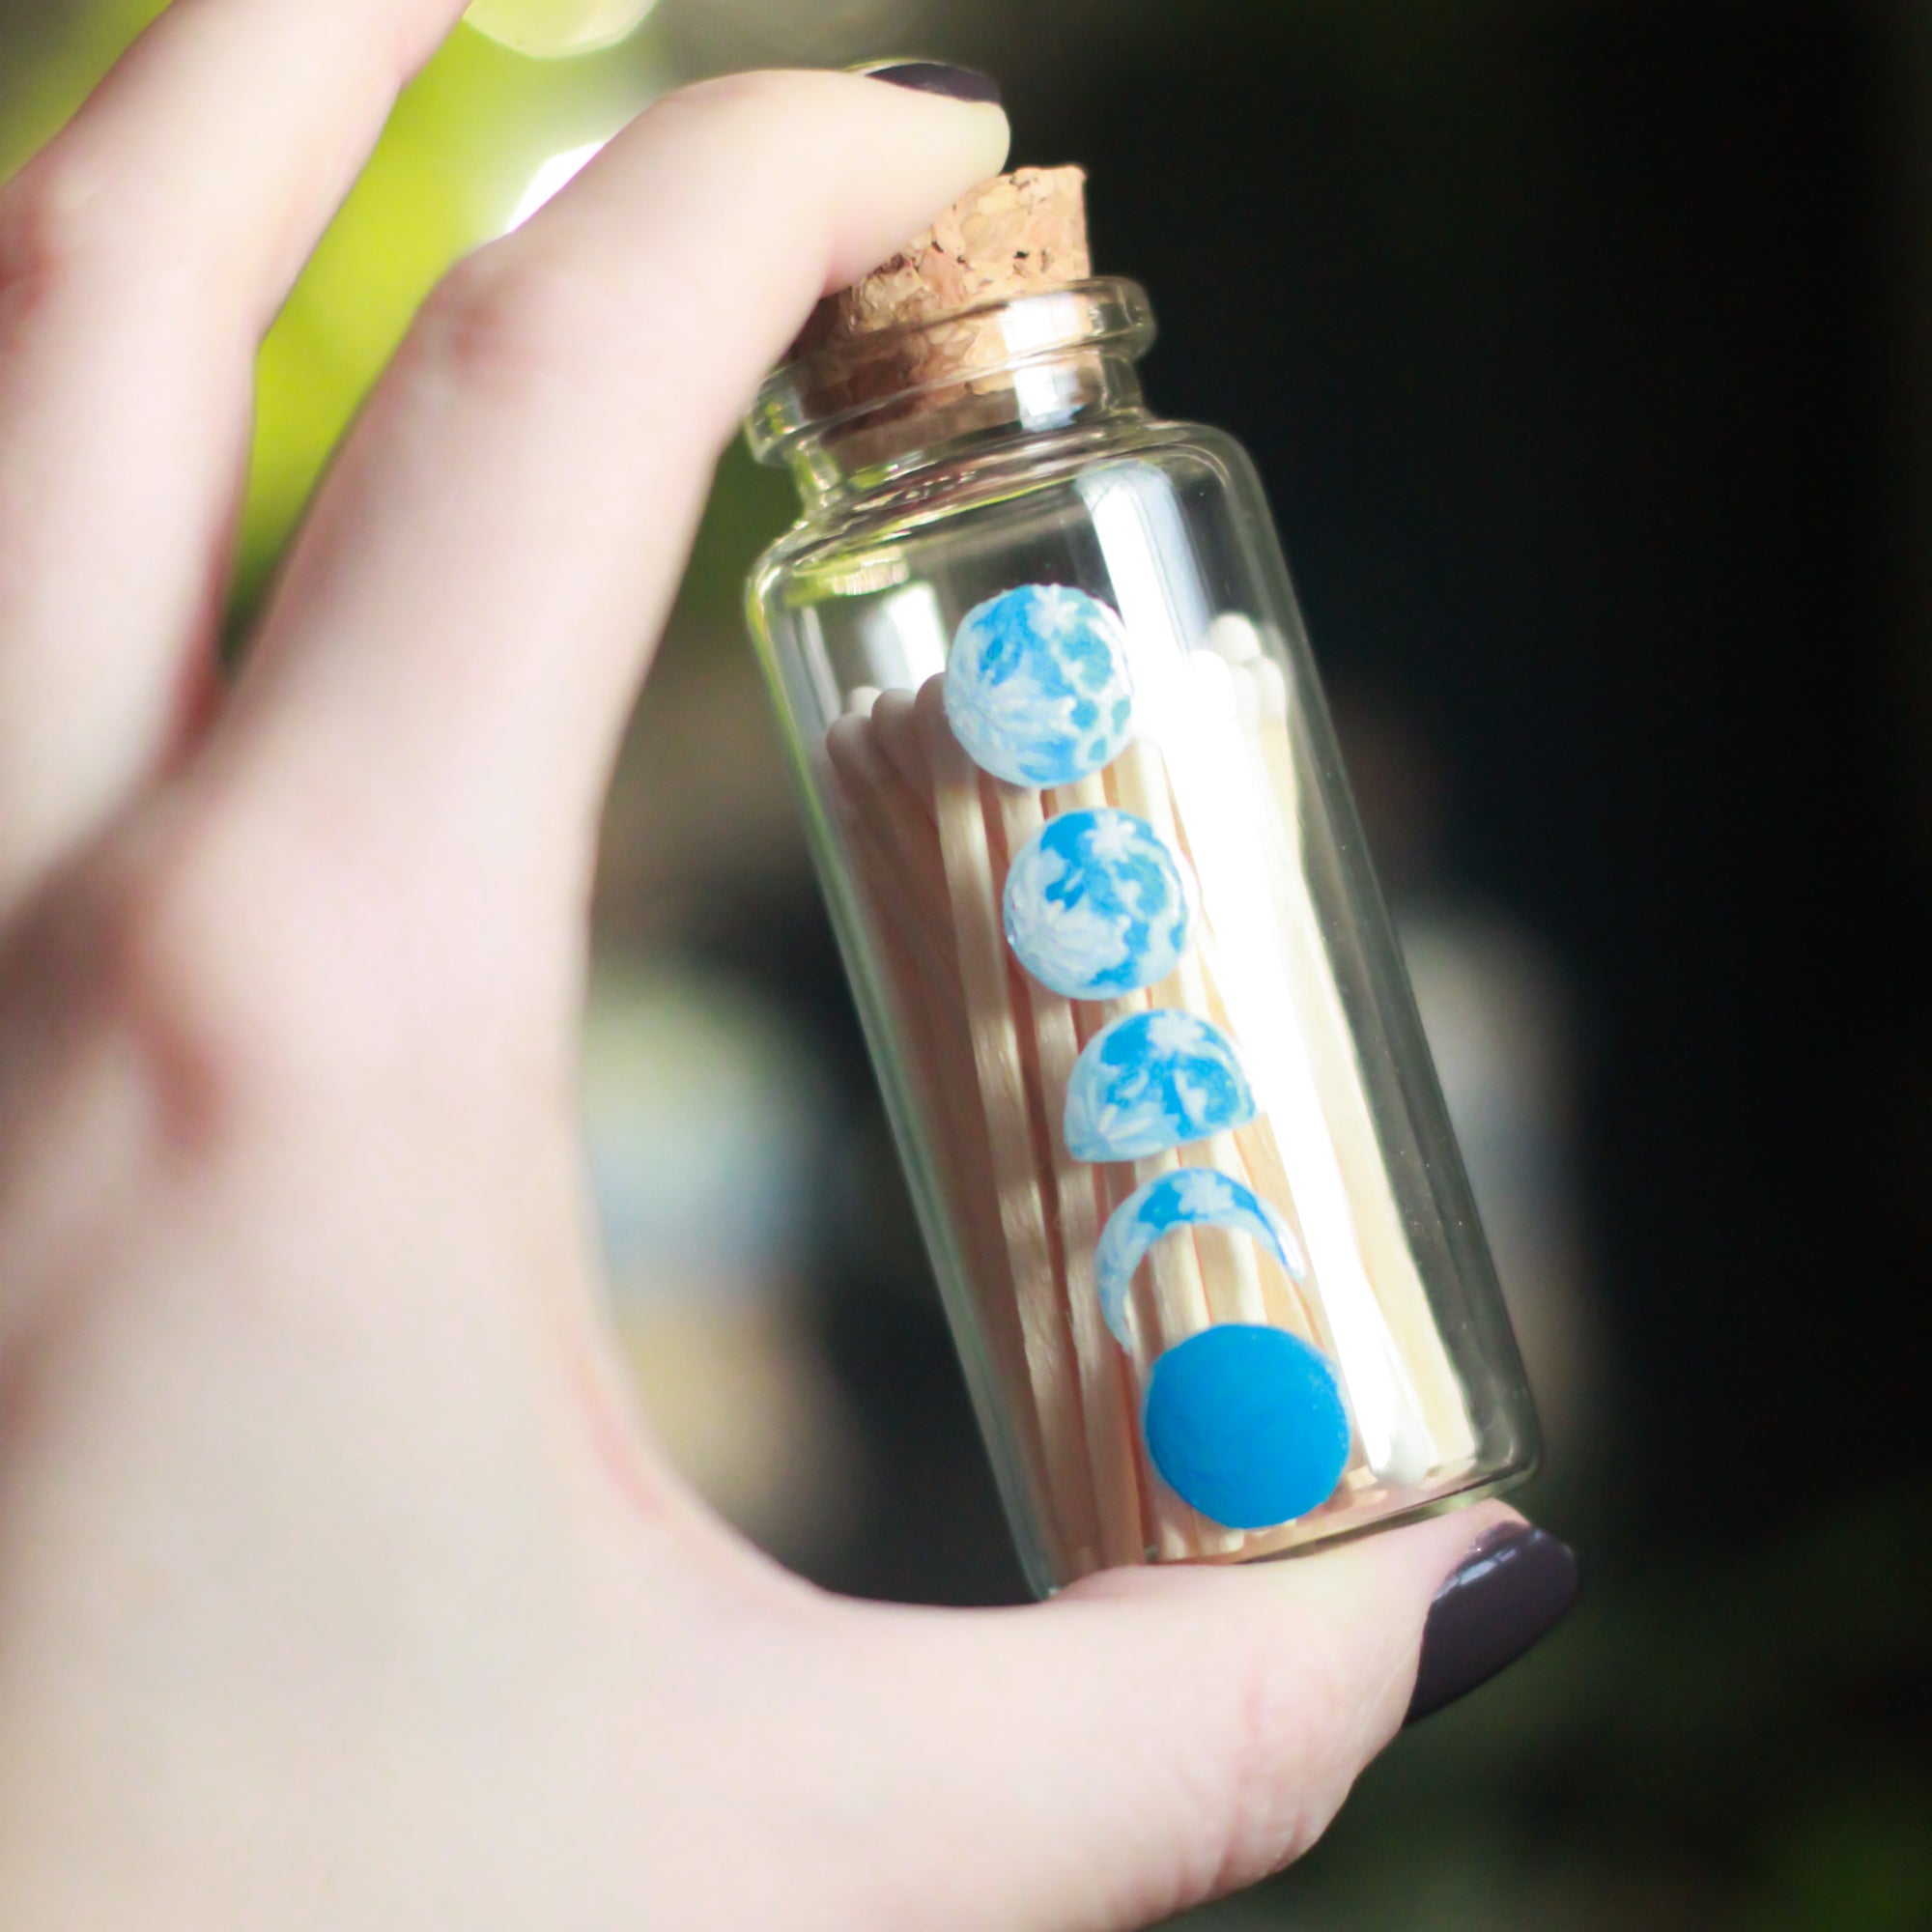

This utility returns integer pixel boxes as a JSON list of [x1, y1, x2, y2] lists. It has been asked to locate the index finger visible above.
[[0, 0, 474, 917], [202, 72, 1010, 923]]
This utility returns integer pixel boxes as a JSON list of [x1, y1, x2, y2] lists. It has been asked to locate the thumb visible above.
[[850, 1505, 1567, 1930]]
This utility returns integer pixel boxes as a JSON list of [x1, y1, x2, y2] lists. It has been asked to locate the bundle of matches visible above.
[[822, 647, 1476, 1583]]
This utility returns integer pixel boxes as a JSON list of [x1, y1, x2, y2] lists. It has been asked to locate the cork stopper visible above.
[[788, 166, 1093, 433]]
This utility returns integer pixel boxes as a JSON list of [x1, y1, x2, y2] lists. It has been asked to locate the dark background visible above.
[[1048, 3, 1931, 1545], [1034, 12, 1932, 1922]]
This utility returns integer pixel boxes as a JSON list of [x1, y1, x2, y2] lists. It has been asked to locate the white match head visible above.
[[1206, 612, 1264, 665]]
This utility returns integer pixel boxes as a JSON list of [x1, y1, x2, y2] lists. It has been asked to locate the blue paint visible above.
[[1095, 1167, 1305, 1350], [944, 584, 1136, 787], [1003, 809, 1191, 1002], [1065, 1010, 1260, 1163], [1144, 1325, 1352, 1529]]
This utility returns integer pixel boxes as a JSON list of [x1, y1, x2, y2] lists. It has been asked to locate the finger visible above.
[[0, 0, 474, 918], [204, 71, 1009, 930], [833, 1508, 1571, 1930]]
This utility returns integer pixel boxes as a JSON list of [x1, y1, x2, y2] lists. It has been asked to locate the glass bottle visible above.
[[744, 171, 1538, 1597]]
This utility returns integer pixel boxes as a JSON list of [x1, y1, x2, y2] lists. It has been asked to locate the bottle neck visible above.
[[788, 353, 1147, 516], [747, 277, 1156, 521]]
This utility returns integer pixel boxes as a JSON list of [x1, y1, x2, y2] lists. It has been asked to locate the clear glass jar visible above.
[[746, 276, 1538, 1597]]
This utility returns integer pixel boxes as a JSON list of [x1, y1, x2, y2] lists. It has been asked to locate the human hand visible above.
[[0, 10, 1576, 1926]]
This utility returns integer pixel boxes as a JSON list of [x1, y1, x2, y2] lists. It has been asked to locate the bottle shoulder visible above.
[[752, 414, 1261, 594]]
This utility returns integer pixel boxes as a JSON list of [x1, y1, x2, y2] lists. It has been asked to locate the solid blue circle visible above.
[[1143, 1326, 1351, 1530]]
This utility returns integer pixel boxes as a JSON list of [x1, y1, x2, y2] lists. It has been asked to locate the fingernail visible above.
[[1406, 1523, 1579, 1725], [855, 61, 1003, 106]]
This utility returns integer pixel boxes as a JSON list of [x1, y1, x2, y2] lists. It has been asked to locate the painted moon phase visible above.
[[943, 583, 1136, 787], [1065, 1009, 1260, 1163], [1095, 1167, 1305, 1350], [1144, 1325, 1352, 1529], [1003, 809, 1192, 1002]]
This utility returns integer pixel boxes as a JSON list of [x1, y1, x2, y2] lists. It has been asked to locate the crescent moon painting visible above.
[[1002, 808, 1193, 1002], [1064, 1009, 1260, 1162], [1094, 1167, 1306, 1350], [942, 582, 1137, 787]]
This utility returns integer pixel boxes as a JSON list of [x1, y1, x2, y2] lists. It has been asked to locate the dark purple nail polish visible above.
[[1406, 1523, 1579, 1725], [856, 61, 1003, 107]]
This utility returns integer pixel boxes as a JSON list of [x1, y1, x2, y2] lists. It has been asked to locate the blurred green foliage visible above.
[[2, 1, 666, 605]]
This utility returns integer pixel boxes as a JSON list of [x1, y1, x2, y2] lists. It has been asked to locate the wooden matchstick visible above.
[[1144, 765, 1331, 1358], [1107, 746, 1269, 1309], [855, 692, 1130, 1558], [986, 771, 1145, 1570], [822, 725, 1065, 1544], [1224, 647, 1474, 1477], [1095, 740, 1252, 1560], [1146, 644, 1431, 1494], [825, 713, 957, 976], [866, 687, 936, 825], [914, 676, 1104, 1575]]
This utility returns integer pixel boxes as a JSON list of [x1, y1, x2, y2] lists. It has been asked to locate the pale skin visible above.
[[0, 9, 1523, 1927]]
